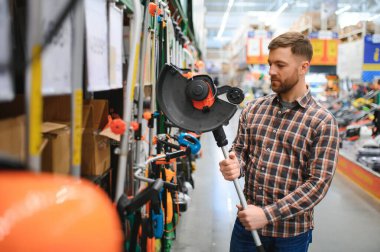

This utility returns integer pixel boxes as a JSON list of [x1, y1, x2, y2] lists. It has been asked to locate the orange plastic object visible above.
[[110, 118, 126, 135], [188, 131, 201, 138], [148, 2, 162, 16], [130, 121, 139, 131], [195, 60, 204, 69], [152, 136, 158, 145], [163, 169, 175, 223], [182, 72, 194, 79], [192, 84, 215, 110], [147, 237, 155, 252], [155, 158, 177, 165], [143, 111, 152, 121], [0, 172, 123, 252]]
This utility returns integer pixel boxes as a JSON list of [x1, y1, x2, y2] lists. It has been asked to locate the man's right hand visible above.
[[219, 152, 241, 181]]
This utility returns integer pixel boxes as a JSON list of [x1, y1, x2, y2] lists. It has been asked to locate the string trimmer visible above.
[[156, 64, 265, 251]]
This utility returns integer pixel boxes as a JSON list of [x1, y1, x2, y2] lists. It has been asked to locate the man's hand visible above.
[[237, 204, 269, 231], [219, 152, 240, 181]]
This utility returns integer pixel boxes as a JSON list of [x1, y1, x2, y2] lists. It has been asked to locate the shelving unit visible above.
[[0, 1, 202, 251]]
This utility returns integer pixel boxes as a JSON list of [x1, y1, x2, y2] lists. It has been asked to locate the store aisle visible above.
[[172, 110, 380, 252], [172, 111, 241, 252]]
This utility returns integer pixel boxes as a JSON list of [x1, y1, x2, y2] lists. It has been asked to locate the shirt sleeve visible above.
[[263, 114, 339, 223], [231, 104, 252, 178]]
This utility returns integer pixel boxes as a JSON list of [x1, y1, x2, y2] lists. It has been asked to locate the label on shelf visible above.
[[337, 39, 363, 80], [364, 35, 380, 64], [109, 4, 123, 89], [72, 89, 82, 166], [246, 30, 272, 65], [0, 1, 14, 101], [372, 34, 380, 44], [362, 34, 380, 82], [318, 30, 333, 40], [310, 39, 338, 66], [41, 0, 72, 95], [85, 0, 110, 91], [29, 46, 43, 156]]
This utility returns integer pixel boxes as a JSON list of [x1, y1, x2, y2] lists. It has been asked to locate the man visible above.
[[219, 32, 339, 252]]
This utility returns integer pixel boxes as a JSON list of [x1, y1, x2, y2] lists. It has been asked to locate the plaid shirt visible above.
[[232, 90, 339, 238]]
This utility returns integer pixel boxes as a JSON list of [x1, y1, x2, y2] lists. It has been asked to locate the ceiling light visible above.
[[335, 5, 351, 15], [216, 0, 235, 39]]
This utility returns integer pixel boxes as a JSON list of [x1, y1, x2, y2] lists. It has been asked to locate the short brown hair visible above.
[[268, 32, 313, 61]]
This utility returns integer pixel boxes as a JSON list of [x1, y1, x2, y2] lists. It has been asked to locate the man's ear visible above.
[[299, 60, 310, 75]]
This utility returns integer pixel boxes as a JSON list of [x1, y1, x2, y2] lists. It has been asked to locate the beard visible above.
[[270, 72, 299, 94]]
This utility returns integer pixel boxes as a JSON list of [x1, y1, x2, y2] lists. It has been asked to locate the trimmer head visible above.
[[156, 64, 237, 133]]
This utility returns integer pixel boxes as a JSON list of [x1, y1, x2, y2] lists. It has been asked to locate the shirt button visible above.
[[278, 111, 282, 114], [273, 129, 276, 133], [261, 167, 265, 171], [266, 148, 271, 152], [259, 186, 263, 190]]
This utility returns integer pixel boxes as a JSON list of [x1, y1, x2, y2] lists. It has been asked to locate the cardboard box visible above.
[[43, 96, 110, 175], [292, 11, 337, 32], [0, 115, 26, 161], [41, 122, 70, 174], [81, 100, 110, 176], [43, 95, 71, 123], [43, 96, 111, 176]]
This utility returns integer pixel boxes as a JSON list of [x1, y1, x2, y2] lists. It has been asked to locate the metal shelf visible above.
[[170, 0, 201, 58], [118, 0, 133, 12]]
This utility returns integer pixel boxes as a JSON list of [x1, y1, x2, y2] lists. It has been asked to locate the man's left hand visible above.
[[236, 204, 269, 231]]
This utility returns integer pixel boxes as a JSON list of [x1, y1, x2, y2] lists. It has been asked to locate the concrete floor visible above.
[[172, 112, 380, 252]]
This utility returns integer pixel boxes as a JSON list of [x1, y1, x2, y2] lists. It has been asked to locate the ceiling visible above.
[[204, 0, 380, 49]]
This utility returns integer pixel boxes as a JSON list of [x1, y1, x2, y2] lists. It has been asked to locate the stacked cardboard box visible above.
[[0, 95, 111, 176], [44, 96, 111, 175], [41, 122, 70, 174], [81, 99, 110, 176], [291, 11, 337, 32], [0, 96, 26, 161]]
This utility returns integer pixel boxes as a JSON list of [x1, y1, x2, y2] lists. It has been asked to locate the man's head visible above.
[[267, 32, 313, 95]]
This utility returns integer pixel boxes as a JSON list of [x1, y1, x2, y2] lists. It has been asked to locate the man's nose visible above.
[[269, 66, 276, 76]]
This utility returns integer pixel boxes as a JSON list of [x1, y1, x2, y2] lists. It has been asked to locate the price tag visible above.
[[85, 0, 109, 91], [41, 0, 72, 95], [372, 34, 380, 44], [0, 1, 13, 101], [109, 4, 123, 89]]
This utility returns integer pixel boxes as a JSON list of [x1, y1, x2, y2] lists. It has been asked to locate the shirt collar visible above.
[[271, 88, 311, 109], [295, 89, 312, 109]]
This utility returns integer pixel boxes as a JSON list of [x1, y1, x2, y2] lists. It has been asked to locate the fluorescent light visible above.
[[216, 0, 235, 39], [335, 5, 351, 15], [367, 13, 380, 21], [266, 2, 289, 26], [276, 2, 289, 15]]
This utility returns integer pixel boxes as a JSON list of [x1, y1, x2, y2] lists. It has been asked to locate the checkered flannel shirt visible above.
[[232, 90, 339, 237]]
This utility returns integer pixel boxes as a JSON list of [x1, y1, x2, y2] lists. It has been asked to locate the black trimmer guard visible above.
[[156, 64, 237, 133]]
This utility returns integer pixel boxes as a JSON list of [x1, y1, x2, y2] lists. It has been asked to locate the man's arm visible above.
[[263, 115, 339, 223]]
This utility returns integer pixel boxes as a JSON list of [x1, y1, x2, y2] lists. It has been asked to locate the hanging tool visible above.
[[117, 178, 164, 252], [115, 0, 142, 202], [156, 64, 265, 252]]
